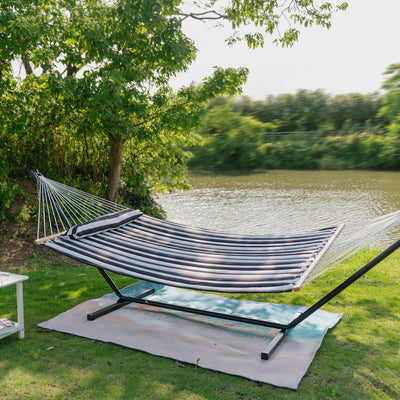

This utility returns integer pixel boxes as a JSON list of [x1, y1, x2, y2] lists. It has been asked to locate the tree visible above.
[[189, 105, 266, 170], [379, 63, 400, 166], [232, 90, 330, 131], [328, 93, 382, 130], [380, 63, 400, 123], [1, 0, 348, 202], [262, 89, 330, 131]]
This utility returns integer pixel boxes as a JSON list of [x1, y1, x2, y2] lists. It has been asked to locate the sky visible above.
[[169, 0, 400, 100]]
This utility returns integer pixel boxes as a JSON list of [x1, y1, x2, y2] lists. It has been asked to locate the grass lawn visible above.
[[1, 246, 400, 400]]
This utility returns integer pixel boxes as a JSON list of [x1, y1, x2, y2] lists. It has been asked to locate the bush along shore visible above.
[[188, 93, 400, 171]]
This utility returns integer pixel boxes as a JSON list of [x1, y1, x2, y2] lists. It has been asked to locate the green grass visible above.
[[1, 248, 400, 399]]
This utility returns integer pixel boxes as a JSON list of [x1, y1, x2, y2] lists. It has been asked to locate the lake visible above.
[[157, 170, 400, 246]]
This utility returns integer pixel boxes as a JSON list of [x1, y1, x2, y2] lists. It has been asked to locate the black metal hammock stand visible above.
[[30, 171, 400, 359]]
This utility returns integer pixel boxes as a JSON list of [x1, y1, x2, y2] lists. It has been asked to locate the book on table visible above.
[[0, 318, 15, 329]]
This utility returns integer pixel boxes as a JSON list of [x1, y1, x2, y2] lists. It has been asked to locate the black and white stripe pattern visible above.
[[43, 213, 339, 293], [65, 209, 142, 239]]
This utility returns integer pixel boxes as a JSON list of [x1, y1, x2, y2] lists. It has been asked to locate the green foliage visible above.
[[190, 93, 400, 171], [264, 89, 330, 131], [119, 176, 166, 220], [189, 106, 265, 170], [230, 90, 382, 132], [0, 158, 21, 222], [261, 137, 321, 170], [1, 73, 110, 182], [328, 92, 383, 130], [374, 63, 400, 169], [225, 0, 348, 48], [118, 115, 200, 217], [380, 63, 400, 147], [381, 62, 400, 91]]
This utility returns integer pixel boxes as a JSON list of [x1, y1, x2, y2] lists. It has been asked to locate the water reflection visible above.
[[157, 170, 400, 245]]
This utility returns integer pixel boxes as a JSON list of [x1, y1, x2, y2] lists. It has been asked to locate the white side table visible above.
[[0, 272, 29, 340]]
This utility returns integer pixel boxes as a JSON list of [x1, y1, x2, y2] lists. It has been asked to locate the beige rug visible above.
[[38, 281, 342, 389]]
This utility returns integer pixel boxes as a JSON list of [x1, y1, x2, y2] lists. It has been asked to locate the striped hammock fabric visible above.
[[43, 212, 342, 293]]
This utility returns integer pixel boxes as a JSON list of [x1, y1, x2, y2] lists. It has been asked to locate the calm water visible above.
[[157, 170, 400, 245]]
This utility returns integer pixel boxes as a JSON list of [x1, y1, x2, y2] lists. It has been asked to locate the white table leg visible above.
[[16, 282, 25, 339]]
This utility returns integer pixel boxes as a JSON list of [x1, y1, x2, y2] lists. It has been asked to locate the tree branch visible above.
[[67, 64, 79, 77], [22, 53, 33, 75], [179, 10, 227, 21], [132, 99, 191, 129]]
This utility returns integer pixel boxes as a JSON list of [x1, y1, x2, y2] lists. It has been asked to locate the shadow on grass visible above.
[[1, 257, 400, 400]]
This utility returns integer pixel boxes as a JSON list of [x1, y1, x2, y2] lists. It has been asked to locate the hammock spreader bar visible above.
[[30, 171, 400, 359]]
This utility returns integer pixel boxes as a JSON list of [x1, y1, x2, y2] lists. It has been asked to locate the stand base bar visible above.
[[87, 287, 155, 321], [261, 331, 286, 360]]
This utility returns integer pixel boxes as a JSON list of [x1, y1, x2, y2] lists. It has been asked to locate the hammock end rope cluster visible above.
[[30, 171, 400, 359]]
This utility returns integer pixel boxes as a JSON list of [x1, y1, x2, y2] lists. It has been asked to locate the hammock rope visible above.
[[306, 209, 400, 285], [31, 171, 400, 293], [33, 172, 127, 239]]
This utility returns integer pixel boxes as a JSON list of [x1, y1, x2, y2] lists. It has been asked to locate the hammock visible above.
[[30, 171, 400, 358]]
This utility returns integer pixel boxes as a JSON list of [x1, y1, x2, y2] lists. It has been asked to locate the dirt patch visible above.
[[0, 177, 68, 271]]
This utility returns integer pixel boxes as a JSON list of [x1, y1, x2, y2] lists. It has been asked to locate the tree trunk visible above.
[[106, 133, 125, 202], [22, 53, 33, 75]]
